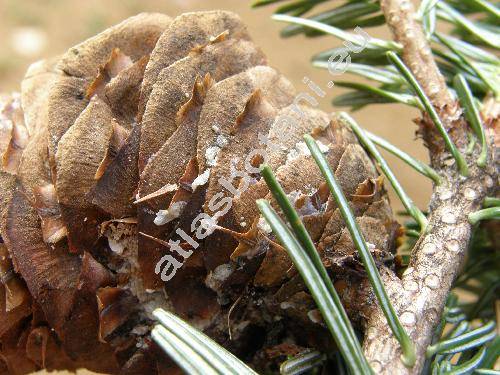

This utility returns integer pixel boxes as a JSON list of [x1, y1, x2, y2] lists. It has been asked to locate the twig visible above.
[[387, 51, 469, 176], [362, 0, 498, 373], [380, 0, 453, 110]]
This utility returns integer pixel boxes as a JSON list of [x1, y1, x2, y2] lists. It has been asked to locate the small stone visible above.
[[131, 325, 150, 336], [191, 169, 210, 191], [424, 274, 439, 289], [108, 238, 124, 255], [154, 201, 187, 226], [216, 134, 228, 147], [206, 146, 221, 167], [212, 264, 234, 282], [400, 311, 416, 326], [257, 217, 272, 234]]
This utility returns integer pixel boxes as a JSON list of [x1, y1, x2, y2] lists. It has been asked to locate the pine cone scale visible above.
[[0, 10, 399, 373]]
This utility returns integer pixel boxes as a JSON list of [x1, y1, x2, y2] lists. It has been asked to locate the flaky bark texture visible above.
[[0, 11, 400, 374], [362, 1, 499, 373]]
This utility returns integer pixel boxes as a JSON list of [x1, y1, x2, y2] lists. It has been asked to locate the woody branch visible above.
[[361, 0, 498, 373]]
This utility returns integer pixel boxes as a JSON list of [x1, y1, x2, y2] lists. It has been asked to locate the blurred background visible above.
[[0, 0, 431, 212]]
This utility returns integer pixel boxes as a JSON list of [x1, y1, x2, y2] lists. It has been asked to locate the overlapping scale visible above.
[[0, 11, 399, 374]]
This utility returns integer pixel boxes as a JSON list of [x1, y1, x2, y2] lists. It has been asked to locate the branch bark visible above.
[[361, 0, 498, 373], [380, 0, 468, 154], [363, 162, 496, 374]]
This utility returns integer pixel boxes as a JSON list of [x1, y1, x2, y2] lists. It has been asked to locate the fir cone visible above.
[[0, 11, 400, 374]]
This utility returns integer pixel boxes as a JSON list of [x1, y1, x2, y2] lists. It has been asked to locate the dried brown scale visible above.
[[47, 13, 171, 158], [0, 244, 31, 336], [102, 55, 149, 128], [56, 97, 114, 208], [139, 36, 266, 172], [55, 96, 116, 252], [205, 90, 277, 212], [20, 61, 55, 133], [137, 10, 251, 122], [17, 128, 52, 199], [32, 184, 67, 244], [2, 187, 79, 332], [265, 105, 332, 169], [137, 77, 210, 290], [0, 11, 400, 374], [85, 48, 134, 102], [137, 75, 211, 206], [91, 125, 141, 219], [2, 104, 29, 175], [196, 65, 296, 173], [201, 91, 279, 272], [137, 10, 253, 172], [95, 121, 130, 181]]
